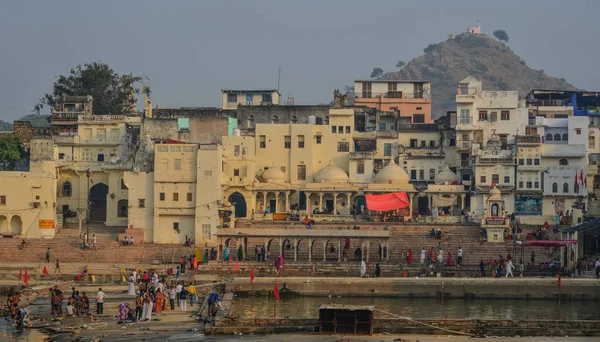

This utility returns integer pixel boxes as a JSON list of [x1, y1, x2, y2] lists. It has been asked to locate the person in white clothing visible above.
[[152, 272, 159, 288], [127, 275, 136, 296], [420, 248, 426, 264], [92, 234, 97, 250], [457, 247, 463, 265], [360, 258, 366, 277], [175, 282, 183, 306], [519, 261, 525, 277], [132, 270, 137, 283], [505, 259, 515, 277]]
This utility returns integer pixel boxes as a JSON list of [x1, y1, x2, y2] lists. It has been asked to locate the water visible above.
[[232, 296, 600, 321]]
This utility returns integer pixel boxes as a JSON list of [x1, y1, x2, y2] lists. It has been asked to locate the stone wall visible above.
[[237, 105, 331, 132], [143, 116, 229, 144]]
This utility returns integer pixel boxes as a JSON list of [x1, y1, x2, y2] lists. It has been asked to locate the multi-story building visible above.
[[353, 80, 432, 124], [221, 89, 280, 110]]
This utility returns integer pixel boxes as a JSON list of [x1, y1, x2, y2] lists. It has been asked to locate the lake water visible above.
[[231, 296, 600, 321]]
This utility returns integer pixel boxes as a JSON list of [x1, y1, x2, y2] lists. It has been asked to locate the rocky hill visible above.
[[0, 114, 51, 131], [382, 33, 578, 118]]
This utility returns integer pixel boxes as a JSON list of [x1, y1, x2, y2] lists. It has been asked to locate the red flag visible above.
[[233, 261, 240, 272], [574, 173, 578, 186], [557, 273, 562, 289], [580, 169, 584, 183], [19, 269, 22, 281], [24, 268, 29, 287], [43, 266, 49, 276], [249, 268, 255, 283], [273, 282, 280, 300], [490, 181, 495, 189]]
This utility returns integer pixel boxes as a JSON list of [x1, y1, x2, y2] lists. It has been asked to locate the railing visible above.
[[349, 151, 375, 160], [461, 160, 470, 167], [376, 131, 398, 138], [52, 113, 79, 121], [516, 135, 541, 144], [529, 99, 569, 107], [457, 87, 479, 96], [78, 115, 127, 122], [355, 92, 430, 99], [456, 141, 471, 150], [402, 147, 443, 157]]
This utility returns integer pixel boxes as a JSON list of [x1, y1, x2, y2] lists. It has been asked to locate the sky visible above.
[[1, 0, 599, 122]]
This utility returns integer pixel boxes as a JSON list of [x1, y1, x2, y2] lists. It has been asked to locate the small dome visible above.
[[374, 160, 409, 184], [261, 167, 286, 183], [489, 187, 502, 200], [434, 166, 459, 185], [314, 161, 348, 183]]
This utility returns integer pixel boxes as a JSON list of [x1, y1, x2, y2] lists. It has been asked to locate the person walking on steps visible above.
[[46, 247, 51, 263], [54, 259, 61, 273]]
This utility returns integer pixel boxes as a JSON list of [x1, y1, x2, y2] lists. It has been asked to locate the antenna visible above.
[[277, 67, 281, 93]]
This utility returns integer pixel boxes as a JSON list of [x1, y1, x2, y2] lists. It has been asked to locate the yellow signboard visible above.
[[39, 220, 55, 229], [273, 213, 288, 221]]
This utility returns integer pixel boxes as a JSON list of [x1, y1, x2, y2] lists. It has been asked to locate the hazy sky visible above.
[[1, 0, 599, 122]]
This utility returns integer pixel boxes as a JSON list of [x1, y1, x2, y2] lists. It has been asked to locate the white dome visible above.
[[313, 162, 348, 183], [374, 160, 409, 184], [434, 166, 459, 185], [261, 167, 286, 183], [489, 187, 502, 200]]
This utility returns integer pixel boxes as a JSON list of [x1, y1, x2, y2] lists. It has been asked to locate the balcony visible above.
[[541, 144, 586, 158], [456, 88, 478, 103], [456, 141, 472, 151], [402, 147, 443, 157], [354, 92, 431, 99], [51, 112, 80, 123], [376, 131, 398, 139], [353, 131, 377, 140], [349, 151, 375, 160], [516, 135, 541, 145], [460, 160, 471, 168]]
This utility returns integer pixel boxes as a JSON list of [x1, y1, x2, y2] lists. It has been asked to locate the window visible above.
[[271, 115, 279, 124], [291, 116, 297, 124], [159, 192, 165, 201], [429, 141, 436, 148], [563, 183, 569, 193], [429, 169, 435, 180], [501, 111, 510, 120], [383, 143, 392, 157], [316, 136, 322, 144], [589, 135, 596, 149], [187, 192, 193, 201], [59, 153, 65, 160], [97, 154, 104, 162], [559, 159, 568, 166], [262, 93, 272, 104], [233, 169, 240, 176], [202, 224, 211, 239], [492, 174, 499, 184], [324, 116, 329, 125], [284, 136, 291, 148], [346, 126, 351, 133], [410, 139, 417, 148], [248, 115, 255, 128], [552, 183, 558, 193], [526, 158, 532, 165], [420, 140, 426, 148], [227, 93, 237, 103], [526, 181, 532, 189], [1, 195, 6, 205], [62, 181, 72, 197], [234, 145, 240, 156], [297, 165, 306, 180], [480, 176, 486, 183], [413, 114, 425, 124], [379, 123, 386, 131], [280, 166, 286, 173], [173, 193, 179, 201], [416, 107, 422, 110], [331, 126, 336, 133], [576, 129, 581, 135], [562, 133, 568, 141], [138, 199, 145, 208], [490, 112, 498, 122], [419, 169, 424, 180], [338, 126, 343, 133], [478, 111, 488, 121], [120, 179, 128, 189], [204, 171, 212, 177], [546, 134, 553, 141], [410, 170, 417, 180], [97, 129, 106, 139], [534, 181, 539, 188], [173, 222, 179, 231], [259, 135, 266, 148], [554, 133, 561, 141], [337, 142, 349, 152], [460, 109, 470, 124], [174, 159, 181, 171], [357, 160, 365, 175], [504, 176, 510, 183], [117, 200, 128, 217], [518, 181, 523, 188], [534, 159, 540, 166], [298, 135, 305, 148], [518, 159, 524, 165]]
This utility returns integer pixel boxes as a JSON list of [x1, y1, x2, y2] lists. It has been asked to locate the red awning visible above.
[[365, 192, 410, 211], [519, 240, 578, 248], [167, 139, 183, 144]]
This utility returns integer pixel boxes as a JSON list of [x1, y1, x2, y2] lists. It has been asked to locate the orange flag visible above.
[[24, 268, 29, 287], [43, 266, 49, 276], [233, 261, 240, 272], [273, 282, 280, 300], [250, 268, 255, 283]]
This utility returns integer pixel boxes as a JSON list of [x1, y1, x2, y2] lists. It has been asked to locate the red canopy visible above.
[[365, 192, 410, 211], [519, 240, 578, 248]]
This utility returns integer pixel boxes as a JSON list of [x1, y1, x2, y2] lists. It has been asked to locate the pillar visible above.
[[217, 237, 222, 261], [428, 195, 432, 210], [461, 195, 466, 211], [305, 192, 310, 214], [275, 192, 279, 214], [285, 191, 290, 212], [262, 191, 267, 210], [409, 194, 414, 215], [337, 239, 341, 262], [318, 193, 324, 211], [366, 240, 370, 263], [241, 237, 245, 259], [346, 192, 353, 215], [308, 238, 312, 262], [279, 237, 283, 256], [386, 240, 390, 262], [294, 238, 298, 262], [333, 192, 338, 214], [323, 240, 327, 262]]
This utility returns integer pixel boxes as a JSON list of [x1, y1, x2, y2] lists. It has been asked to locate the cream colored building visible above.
[[221, 89, 280, 110]]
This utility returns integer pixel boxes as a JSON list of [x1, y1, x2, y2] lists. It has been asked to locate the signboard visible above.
[[515, 196, 542, 216], [272, 213, 288, 221], [485, 217, 506, 225], [39, 219, 55, 229]]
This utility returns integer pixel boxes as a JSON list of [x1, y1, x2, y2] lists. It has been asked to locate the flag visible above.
[[233, 261, 240, 272], [19, 269, 22, 281], [557, 273, 562, 289], [574, 173, 578, 186], [24, 268, 29, 287], [490, 181, 495, 189], [43, 266, 49, 276], [249, 268, 255, 283], [273, 282, 280, 300], [580, 169, 584, 184]]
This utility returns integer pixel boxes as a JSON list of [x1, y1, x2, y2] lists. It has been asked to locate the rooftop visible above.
[[354, 79, 430, 83], [221, 89, 279, 93]]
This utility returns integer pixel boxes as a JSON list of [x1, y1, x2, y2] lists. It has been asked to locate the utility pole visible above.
[[86, 168, 91, 238]]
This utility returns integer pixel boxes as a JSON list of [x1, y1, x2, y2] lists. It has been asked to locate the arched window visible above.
[[559, 159, 568, 166], [546, 134, 553, 141], [62, 181, 72, 197], [117, 200, 128, 217], [562, 133, 568, 141], [563, 183, 569, 193], [554, 133, 561, 141], [271, 115, 279, 124], [291, 115, 297, 124], [324, 116, 330, 125], [552, 183, 558, 193], [247, 115, 255, 128]]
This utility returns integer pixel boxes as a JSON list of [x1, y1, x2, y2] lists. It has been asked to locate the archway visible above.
[[10, 216, 22, 236], [117, 200, 128, 217], [228, 192, 247, 218], [89, 183, 108, 222], [0, 215, 8, 234], [354, 196, 366, 214]]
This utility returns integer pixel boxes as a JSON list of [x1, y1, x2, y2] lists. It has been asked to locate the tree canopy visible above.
[[35, 62, 144, 115], [370, 67, 384, 79], [493, 29, 509, 43], [396, 61, 406, 69], [0, 135, 24, 171]]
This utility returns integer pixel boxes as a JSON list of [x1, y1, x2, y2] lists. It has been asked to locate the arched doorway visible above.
[[354, 196, 367, 214], [117, 200, 128, 218], [89, 183, 108, 222], [228, 192, 247, 218], [10, 216, 22, 236], [0, 215, 8, 234]]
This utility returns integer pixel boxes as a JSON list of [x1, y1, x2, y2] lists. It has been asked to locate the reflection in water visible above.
[[233, 296, 600, 321]]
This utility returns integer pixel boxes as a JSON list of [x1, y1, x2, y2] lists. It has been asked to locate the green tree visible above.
[[142, 84, 152, 98], [0, 135, 23, 171], [370, 67, 384, 79], [35, 62, 144, 114], [396, 61, 406, 69], [493, 29, 509, 43]]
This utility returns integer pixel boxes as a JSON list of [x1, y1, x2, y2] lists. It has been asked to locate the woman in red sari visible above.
[[155, 290, 165, 313], [407, 249, 413, 264], [445, 252, 454, 266]]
